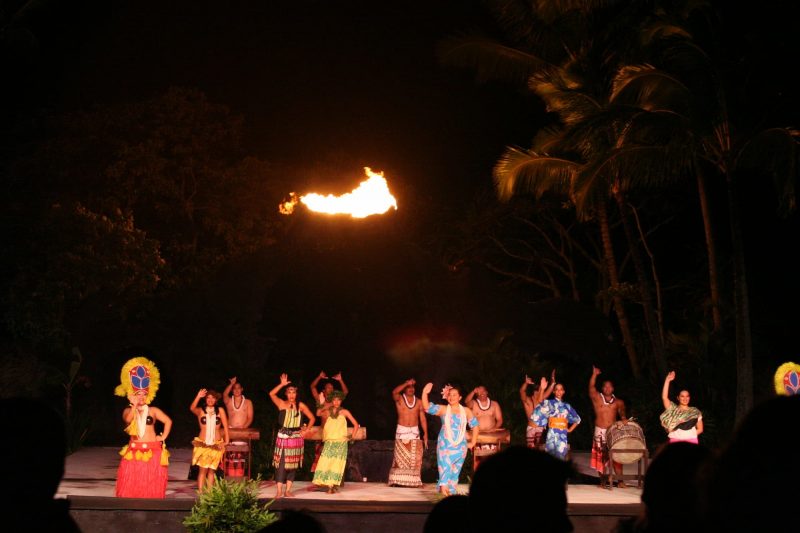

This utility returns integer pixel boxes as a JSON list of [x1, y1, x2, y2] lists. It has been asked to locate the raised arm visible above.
[[190, 389, 207, 417], [223, 377, 236, 401], [392, 379, 413, 402], [520, 376, 534, 408], [269, 374, 290, 408], [589, 366, 601, 401], [332, 372, 349, 396], [421, 382, 434, 413], [662, 371, 675, 410], [419, 405, 429, 448], [464, 387, 478, 406], [310, 371, 326, 397]]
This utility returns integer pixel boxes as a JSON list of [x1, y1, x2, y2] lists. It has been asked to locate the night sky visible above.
[[2, 1, 799, 445]]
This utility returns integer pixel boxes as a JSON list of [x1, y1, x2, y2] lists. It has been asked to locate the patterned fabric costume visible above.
[[660, 402, 702, 443], [590, 426, 623, 474], [387, 425, 423, 487], [312, 411, 349, 488], [273, 407, 305, 483], [114, 357, 169, 498], [532, 398, 580, 460], [526, 425, 544, 449], [426, 404, 478, 493]]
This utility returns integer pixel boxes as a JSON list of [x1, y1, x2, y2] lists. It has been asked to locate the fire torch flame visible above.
[[279, 167, 398, 218]]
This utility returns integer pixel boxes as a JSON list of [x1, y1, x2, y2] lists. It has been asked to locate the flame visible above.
[[279, 167, 398, 218]]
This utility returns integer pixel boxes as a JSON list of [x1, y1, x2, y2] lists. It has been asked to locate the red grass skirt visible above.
[[115, 441, 169, 498]]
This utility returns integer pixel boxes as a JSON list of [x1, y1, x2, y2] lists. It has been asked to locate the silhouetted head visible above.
[[639, 442, 711, 532], [704, 395, 800, 533], [423, 495, 471, 533], [470, 446, 573, 532], [0, 398, 66, 502]]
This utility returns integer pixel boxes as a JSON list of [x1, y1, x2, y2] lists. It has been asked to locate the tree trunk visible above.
[[697, 170, 723, 332], [615, 191, 667, 377], [726, 174, 753, 421], [597, 200, 641, 378]]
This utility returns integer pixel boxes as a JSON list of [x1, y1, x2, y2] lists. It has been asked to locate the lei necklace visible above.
[[602, 394, 616, 405], [403, 394, 417, 409], [476, 398, 492, 411]]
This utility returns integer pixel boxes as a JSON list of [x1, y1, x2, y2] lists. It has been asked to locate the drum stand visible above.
[[606, 447, 648, 489]]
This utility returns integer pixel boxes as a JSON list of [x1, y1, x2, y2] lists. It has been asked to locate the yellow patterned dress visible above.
[[312, 413, 349, 488]]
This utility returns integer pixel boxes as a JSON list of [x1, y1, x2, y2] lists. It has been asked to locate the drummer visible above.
[[465, 385, 503, 468], [223, 377, 254, 429], [588, 366, 628, 487]]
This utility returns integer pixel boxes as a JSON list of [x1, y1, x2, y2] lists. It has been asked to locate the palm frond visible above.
[[610, 64, 691, 115], [494, 146, 580, 201], [640, 22, 692, 45], [735, 127, 799, 216], [529, 69, 601, 125], [438, 36, 550, 85]]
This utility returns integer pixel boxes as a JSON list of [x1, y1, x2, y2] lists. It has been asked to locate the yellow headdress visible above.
[[114, 357, 161, 404], [773, 362, 800, 396]]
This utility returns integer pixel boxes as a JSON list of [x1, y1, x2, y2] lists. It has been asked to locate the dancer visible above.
[[114, 357, 172, 498], [660, 371, 703, 443], [465, 385, 503, 468], [520, 371, 555, 449], [269, 373, 315, 498], [532, 379, 580, 460], [312, 391, 360, 493], [190, 389, 230, 491], [422, 382, 479, 496], [223, 377, 254, 429], [310, 371, 349, 472], [588, 366, 628, 486], [387, 378, 428, 487]]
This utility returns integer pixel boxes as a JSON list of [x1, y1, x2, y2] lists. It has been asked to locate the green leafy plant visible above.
[[183, 477, 277, 533]]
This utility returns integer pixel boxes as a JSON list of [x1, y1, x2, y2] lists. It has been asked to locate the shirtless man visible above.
[[464, 385, 503, 468], [520, 370, 555, 449], [387, 379, 428, 487], [223, 377, 254, 429], [589, 366, 628, 487], [309, 371, 349, 473]]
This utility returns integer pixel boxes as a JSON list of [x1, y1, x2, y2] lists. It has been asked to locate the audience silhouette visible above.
[[0, 397, 81, 532]]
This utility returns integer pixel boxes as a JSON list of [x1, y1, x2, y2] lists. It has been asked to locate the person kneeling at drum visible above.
[[589, 366, 628, 487]]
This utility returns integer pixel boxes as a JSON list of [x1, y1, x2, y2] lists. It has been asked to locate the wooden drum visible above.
[[606, 421, 646, 464], [469, 428, 510, 457]]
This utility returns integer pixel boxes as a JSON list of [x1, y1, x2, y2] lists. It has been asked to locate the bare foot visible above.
[[327, 487, 335, 494], [617, 481, 628, 489], [285, 491, 295, 498]]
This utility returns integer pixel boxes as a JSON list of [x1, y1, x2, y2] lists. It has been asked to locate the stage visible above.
[[59, 447, 643, 532]]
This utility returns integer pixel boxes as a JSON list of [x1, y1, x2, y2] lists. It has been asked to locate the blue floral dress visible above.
[[532, 399, 580, 460], [426, 404, 478, 492]]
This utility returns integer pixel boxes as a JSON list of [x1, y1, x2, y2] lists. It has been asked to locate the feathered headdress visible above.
[[774, 362, 800, 396], [114, 357, 161, 405]]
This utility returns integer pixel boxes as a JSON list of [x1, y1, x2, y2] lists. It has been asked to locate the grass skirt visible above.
[[115, 441, 169, 498]]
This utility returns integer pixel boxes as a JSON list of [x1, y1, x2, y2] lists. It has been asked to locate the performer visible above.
[[422, 382, 479, 496], [312, 391, 360, 494], [464, 385, 503, 468], [190, 389, 230, 492], [269, 373, 315, 498], [532, 379, 580, 461], [114, 357, 172, 498], [520, 371, 555, 449], [387, 378, 428, 487], [223, 377, 254, 429], [310, 370, 349, 472], [588, 366, 628, 487], [660, 371, 703, 443]]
